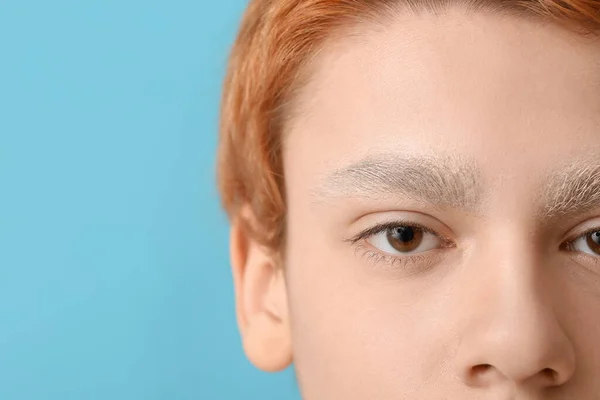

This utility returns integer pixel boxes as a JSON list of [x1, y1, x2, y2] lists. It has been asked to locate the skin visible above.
[[230, 8, 600, 400]]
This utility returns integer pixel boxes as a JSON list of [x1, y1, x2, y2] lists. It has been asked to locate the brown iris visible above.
[[386, 226, 424, 252], [586, 231, 600, 255]]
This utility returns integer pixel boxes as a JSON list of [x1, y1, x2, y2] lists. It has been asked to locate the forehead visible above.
[[283, 9, 600, 196]]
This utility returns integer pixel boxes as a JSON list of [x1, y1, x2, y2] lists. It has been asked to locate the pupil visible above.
[[393, 226, 415, 242], [592, 231, 600, 244]]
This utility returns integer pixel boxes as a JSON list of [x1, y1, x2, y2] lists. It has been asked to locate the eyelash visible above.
[[346, 222, 600, 270], [345, 220, 454, 270]]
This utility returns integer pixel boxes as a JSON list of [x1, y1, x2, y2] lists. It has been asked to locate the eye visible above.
[[366, 224, 445, 255], [570, 230, 600, 256]]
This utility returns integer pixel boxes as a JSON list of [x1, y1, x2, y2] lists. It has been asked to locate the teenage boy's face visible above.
[[280, 9, 600, 400]]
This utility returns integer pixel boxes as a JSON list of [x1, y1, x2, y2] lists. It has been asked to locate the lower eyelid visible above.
[[353, 243, 444, 273], [567, 252, 600, 276]]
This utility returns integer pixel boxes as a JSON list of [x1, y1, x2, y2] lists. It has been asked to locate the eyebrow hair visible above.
[[541, 159, 600, 220], [312, 154, 482, 211]]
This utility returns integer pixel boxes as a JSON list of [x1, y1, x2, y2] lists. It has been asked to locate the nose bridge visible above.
[[453, 226, 575, 388]]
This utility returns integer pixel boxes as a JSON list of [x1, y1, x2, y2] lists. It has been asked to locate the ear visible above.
[[230, 205, 292, 372]]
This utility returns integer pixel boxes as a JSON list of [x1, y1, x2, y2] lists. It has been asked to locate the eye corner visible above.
[[560, 227, 600, 258], [441, 238, 458, 249], [559, 240, 572, 252]]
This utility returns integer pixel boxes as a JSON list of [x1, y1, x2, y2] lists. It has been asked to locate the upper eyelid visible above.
[[353, 219, 600, 243], [563, 224, 600, 245], [346, 220, 452, 245], [574, 226, 600, 238], [345, 222, 424, 244]]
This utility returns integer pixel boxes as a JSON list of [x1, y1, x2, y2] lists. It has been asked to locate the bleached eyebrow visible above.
[[540, 159, 600, 220], [311, 153, 482, 211]]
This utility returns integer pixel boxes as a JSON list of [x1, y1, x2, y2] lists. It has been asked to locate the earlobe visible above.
[[230, 207, 292, 372]]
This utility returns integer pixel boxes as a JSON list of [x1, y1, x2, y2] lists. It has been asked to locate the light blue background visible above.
[[0, 1, 300, 399]]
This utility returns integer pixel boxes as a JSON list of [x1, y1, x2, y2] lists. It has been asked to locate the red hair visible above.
[[216, 0, 600, 250]]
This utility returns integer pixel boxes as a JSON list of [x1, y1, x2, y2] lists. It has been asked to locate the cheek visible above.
[[284, 220, 448, 396], [556, 276, 600, 377]]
